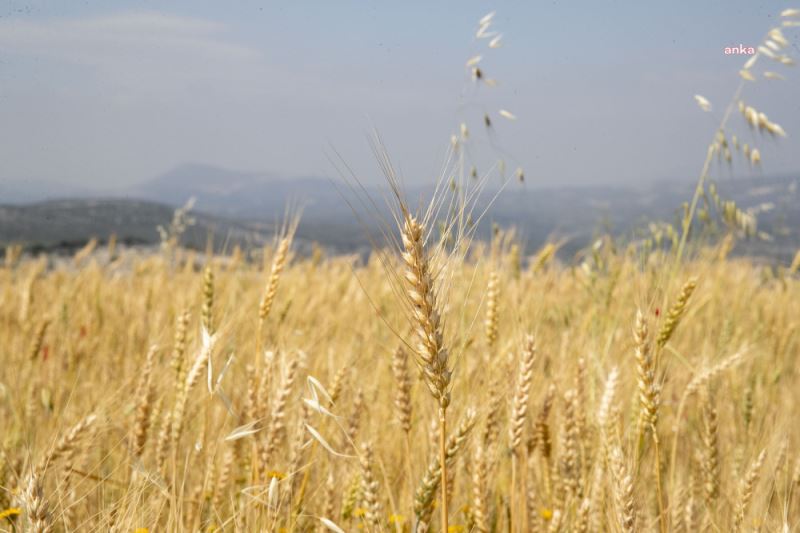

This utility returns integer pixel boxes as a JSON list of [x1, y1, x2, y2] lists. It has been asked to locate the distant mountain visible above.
[[129, 163, 346, 219], [0, 179, 92, 204], [0, 198, 278, 254], [2, 164, 798, 262]]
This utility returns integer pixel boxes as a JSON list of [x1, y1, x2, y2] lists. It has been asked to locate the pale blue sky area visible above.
[[0, 1, 798, 190]]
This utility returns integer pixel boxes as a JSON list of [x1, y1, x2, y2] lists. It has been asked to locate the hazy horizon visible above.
[[1, 1, 799, 192]]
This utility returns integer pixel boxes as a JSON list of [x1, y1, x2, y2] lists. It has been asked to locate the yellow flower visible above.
[[353, 507, 367, 517], [540, 508, 553, 520], [448, 526, 465, 533], [266, 470, 286, 480], [388, 513, 406, 524], [0, 508, 22, 520], [134, 529, 149, 533]]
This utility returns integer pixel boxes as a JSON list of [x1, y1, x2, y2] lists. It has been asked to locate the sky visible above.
[[0, 0, 799, 191]]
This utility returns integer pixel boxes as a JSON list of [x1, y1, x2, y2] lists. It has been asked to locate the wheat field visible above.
[[1, 224, 799, 532], [3, 6, 800, 533]]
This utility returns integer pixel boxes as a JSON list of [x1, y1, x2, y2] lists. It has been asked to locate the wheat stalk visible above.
[[399, 212, 454, 532]]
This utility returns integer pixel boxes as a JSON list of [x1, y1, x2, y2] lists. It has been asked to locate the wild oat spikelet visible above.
[[400, 214, 451, 408], [484, 270, 500, 352], [694, 95, 712, 112], [498, 109, 516, 120], [391, 346, 413, 434], [509, 335, 536, 454], [656, 278, 697, 348]]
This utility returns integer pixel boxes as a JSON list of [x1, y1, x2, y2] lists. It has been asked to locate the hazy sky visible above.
[[0, 0, 799, 190]]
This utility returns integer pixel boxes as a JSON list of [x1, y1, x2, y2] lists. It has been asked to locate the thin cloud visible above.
[[0, 11, 262, 96]]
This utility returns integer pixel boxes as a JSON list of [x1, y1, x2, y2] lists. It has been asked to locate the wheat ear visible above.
[[610, 447, 636, 533], [359, 443, 383, 529], [656, 277, 698, 349], [509, 335, 536, 532], [471, 443, 489, 533], [201, 265, 214, 335], [391, 346, 412, 435], [132, 344, 158, 458], [484, 270, 499, 352], [413, 408, 476, 528], [733, 449, 766, 531], [400, 213, 452, 532]]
